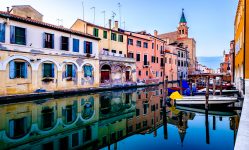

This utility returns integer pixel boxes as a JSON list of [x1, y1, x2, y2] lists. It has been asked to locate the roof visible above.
[[158, 31, 178, 40], [11, 5, 43, 17], [0, 11, 100, 40], [180, 9, 187, 23]]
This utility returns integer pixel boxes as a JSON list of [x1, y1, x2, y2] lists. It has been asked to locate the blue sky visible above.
[[1, 0, 238, 57]]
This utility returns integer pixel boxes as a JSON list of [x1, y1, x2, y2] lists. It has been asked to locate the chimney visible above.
[[109, 19, 112, 29], [7, 7, 10, 13], [154, 30, 158, 37], [114, 21, 118, 29]]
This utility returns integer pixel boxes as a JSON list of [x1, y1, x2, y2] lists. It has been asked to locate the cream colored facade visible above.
[[0, 7, 100, 95]]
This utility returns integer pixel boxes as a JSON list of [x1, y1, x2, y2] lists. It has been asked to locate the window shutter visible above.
[[22, 62, 28, 78], [24, 28, 27, 45], [9, 120, 14, 138], [72, 65, 76, 78], [10, 26, 15, 44], [84, 41, 87, 53], [51, 34, 54, 49], [65, 65, 68, 77], [0, 23, 5, 42], [43, 33, 46, 48], [60, 36, 63, 50], [9, 60, 15, 79], [42, 63, 45, 77], [90, 42, 93, 54], [72, 101, 77, 121], [51, 64, 55, 78]]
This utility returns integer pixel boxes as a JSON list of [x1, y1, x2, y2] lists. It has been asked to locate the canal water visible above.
[[0, 85, 239, 150]]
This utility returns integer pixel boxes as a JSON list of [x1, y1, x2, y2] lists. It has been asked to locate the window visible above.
[[136, 53, 140, 61], [128, 38, 133, 45], [138, 70, 141, 76], [9, 117, 28, 138], [157, 44, 158, 50], [72, 133, 79, 147], [103, 30, 107, 39], [10, 26, 26, 45], [73, 38, 79, 52], [161, 71, 163, 77], [152, 43, 154, 49], [146, 71, 148, 76], [103, 48, 109, 51], [136, 109, 140, 116], [128, 52, 134, 58], [84, 41, 93, 54], [83, 65, 93, 77], [136, 40, 141, 47], [61, 36, 69, 51], [143, 42, 148, 48], [181, 52, 183, 58], [0, 23, 5, 43], [65, 64, 73, 78], [118, 35, 123, 42], [111, 32, 117, 41], [151, 56, 156, 63], [161, 46, 163, 51], [165, 57, 167, 63], [156, 57, 158, 63], [136, 123, 141, 130], [43, 63, 54, 78], [178, 60, 181, 66], [93, 28, 99, 37], [169, 58, 172, 64], [41, 107, 54, 129], [143, 120, 147, 127], [119, 51, 122, 54], [111, 50, 116, 53], [143, 104, 148, 114], [43, 33, 54, 49], [160, 58, 164, 67], [9, 61, 28, 79]]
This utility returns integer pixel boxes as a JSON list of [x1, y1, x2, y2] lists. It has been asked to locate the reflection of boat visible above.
[[174, 95, 237, 106], [176, 106, 237, 116]]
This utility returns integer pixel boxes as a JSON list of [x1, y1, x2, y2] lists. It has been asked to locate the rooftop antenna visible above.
[[101, 10, 106, 27], [91, 7, 95, 23], [56, 19, 63, 26], [123, 21, 125, 30], [118, 2, 122, 27], [112, 11, 116, 23]]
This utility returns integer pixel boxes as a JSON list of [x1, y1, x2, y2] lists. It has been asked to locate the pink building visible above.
[[164, 47, 178, 86], [126, 31, 165, 84]]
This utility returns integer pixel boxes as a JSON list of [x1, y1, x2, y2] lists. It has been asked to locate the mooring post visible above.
[[213, 76, 216, 96], [220, 76, 223, 95], [180, 76, 183, 95], [205, 76, 209, 109], [190, 78, 193, 96], [213, 116, 216, 130], [166, 76, 168, 97], [205, 109, 210, 144]]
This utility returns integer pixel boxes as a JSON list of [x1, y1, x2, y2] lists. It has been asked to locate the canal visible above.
[[0, 85, 240, 150]]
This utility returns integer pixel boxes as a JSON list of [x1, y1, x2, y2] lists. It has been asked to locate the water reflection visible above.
[[0, 85, 240, 150]]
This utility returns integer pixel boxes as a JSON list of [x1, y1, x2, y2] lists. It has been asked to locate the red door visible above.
[[101, 71, 110, 83], [126, 71, 130, 81]]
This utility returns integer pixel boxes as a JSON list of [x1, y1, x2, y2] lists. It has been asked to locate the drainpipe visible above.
[[243, 0, 246, 94]]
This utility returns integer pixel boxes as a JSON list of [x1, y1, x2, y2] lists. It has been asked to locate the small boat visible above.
[[176, 105, 237, 116], [174, 95, 237, 106]]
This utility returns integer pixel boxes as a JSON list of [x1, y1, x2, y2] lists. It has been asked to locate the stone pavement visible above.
[[235, 80, 249, 150]]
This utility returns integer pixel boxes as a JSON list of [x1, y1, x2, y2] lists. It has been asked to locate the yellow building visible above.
[[234, 0, 249, 94], [71, 20, 137, 87]]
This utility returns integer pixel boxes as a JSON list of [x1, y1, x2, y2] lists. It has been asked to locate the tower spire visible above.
[[180, 8, 187, 23]]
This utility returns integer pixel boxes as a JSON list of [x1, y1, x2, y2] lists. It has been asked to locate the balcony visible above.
[[100, 50, 135, 63], [143, 61, 150, 67]]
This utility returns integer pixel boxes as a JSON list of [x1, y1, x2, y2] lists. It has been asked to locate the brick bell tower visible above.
[[177, 9, 189, 39]]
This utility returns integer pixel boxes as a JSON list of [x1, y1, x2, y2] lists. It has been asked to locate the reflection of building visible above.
[[0, 89, 137, 150], [127, 85, 163, 136], [159, 9, 197, 75], [0, 6, 100, 95], [167, 110, 195, 145], [71, 20, 137, 87]]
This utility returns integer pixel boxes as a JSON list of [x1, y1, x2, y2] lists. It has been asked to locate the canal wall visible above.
[[0, 83, 160, 104], [235, 79, 249, 150]]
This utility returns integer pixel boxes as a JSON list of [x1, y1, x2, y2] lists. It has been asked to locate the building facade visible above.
[[234, 0, 249, 95], [158, 9, 197, 75], [0, 6, 100, 95], [71, 19, 136, 87]]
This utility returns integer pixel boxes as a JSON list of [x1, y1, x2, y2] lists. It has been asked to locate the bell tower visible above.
[[177, 9, 189, 39]]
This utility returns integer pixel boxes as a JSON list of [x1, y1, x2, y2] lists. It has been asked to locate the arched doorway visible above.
[[101, 65, 111, 83]]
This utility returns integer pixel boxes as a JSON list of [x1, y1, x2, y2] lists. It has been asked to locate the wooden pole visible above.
[[190, 78, 193, 96], [213, 77, 216, 96], [205, 76, 209, 109], [205, 109, 210, 144], [220, 76, 223, 95], [213, 116, 216, 130], [166, 76, 168, 97], [180, 76, 183, 95]]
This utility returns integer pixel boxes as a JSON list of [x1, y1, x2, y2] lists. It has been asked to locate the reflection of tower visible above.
[[177, 9, 189, 39], [177, 112, 187, 146]]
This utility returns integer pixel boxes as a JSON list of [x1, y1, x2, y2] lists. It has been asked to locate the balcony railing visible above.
[[101, 50, 125, 57], [143, 61, 150, 67]]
